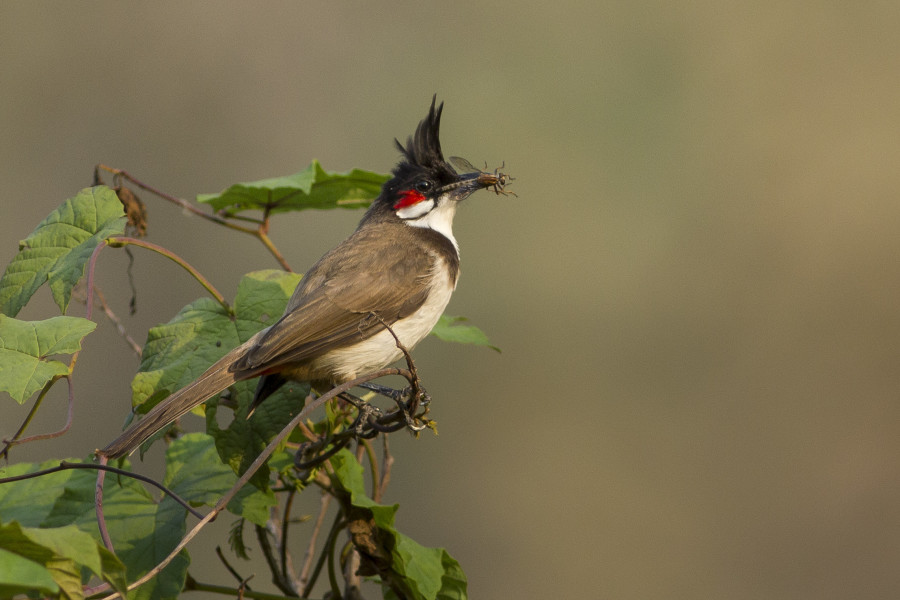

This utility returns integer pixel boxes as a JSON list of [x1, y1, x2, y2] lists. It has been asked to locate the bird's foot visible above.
[[339, 391, 384, 436]]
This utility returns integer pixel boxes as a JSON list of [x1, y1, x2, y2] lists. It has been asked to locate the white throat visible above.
[[402, 195, 459, 254]]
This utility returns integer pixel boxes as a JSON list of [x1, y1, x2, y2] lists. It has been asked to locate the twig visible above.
[[215, 546, 251, 588], [342, 547, 362, 600], [299, 493, 331, 589], [105, 237, 233, 315], [0, 375, 71, 459], [360, 439, 379, 500], [95, 456, 114, 552], [257, 230, 292, 273], [92, 286, 143, 357], [280, 489, 298, 585], [301, 512, 345, 599], [0, 459, 209, 520], [94, 165, 293, 271], [376, 435, 393, 504], [255, 524, 298, 596], [95, 165, 255, 232], [184, 575, 301, 600]]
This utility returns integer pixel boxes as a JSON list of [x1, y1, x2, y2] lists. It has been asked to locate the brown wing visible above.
[[232, 224, 434, 373]]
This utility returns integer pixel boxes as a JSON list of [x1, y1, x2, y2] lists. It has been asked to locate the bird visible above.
[[100, 97, 498, 459]]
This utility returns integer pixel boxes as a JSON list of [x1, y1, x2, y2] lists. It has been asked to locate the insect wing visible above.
[[449, 156, 480, 174]]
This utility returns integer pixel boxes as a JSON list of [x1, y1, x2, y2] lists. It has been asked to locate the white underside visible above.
[[309, 262, 457, 381], [309, 194, 460, 382], [400, 193, 460, 254]]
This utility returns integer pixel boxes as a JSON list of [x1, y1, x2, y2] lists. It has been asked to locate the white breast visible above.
[[311, 262, 457, 382]]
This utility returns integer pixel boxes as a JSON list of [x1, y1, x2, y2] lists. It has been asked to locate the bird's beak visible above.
[[439, 171, 496, 201]]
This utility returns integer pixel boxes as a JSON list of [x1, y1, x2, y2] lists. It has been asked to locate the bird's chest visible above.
[[316, 264, 457, 382]]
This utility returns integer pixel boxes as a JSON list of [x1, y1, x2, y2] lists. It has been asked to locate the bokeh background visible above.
[[3, 2, 900, 598]]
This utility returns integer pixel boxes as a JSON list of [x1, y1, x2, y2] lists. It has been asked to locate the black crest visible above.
[[394, 95, 446, 170]]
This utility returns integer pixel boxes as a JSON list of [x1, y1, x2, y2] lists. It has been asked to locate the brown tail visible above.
[[100, 343, 255, 458]]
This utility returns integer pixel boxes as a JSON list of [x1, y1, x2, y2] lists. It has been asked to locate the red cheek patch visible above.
[[394, 189, 426, 209]]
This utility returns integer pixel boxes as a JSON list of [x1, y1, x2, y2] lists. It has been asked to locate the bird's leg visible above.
[[362, 384, 429, 433], [338, 391, 383, 435], [358, 381, 409, 403], [294, 435, 352, 475]]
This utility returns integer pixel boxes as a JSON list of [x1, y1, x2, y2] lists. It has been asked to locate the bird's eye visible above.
[[414, 180, 433, 193]]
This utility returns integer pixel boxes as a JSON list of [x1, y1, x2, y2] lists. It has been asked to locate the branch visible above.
[[95, 165, 255, 232], [105, 237, 233, 316], [376, 435, 393, 504], [214, 546, 251, 588], [184, 574, 301, 600], [0, 460, 204, 520], [0, 375, 72, 459], [94, 165, 293, 271], [255, 524, 298, 596], [280, 489, 299, 586], [92, 285, 143, 357], [299, 493, 332, 589]]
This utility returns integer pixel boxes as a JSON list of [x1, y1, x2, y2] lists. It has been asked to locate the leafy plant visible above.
[[0, 165, 496, 599]]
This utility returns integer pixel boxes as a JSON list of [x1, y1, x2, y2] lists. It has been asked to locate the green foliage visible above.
[[0, 315, 96, 403], [0, 521, 128, 599], [130, 270, 307, 485], [129, 269, 300, 409], [431, 315, 500, 353], [0, 167, 494, 599], [0, 440, 273, 599], [330, 450, 468, 600], [196, 160, 389, 217], [0, 186, 126, 317]]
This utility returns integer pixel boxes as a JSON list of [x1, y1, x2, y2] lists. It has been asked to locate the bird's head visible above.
[[374, 97, 494, 237]]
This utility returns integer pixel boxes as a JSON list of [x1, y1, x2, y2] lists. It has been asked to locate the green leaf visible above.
[[430, 315, 499, 352], [17, 523, 104, 579], [330, 449, 398, 528], [0, 462, 176, 598], [0, 521, 127, 600], [388, 535, 468, 600], [129, 269, 304, 485], [45, 557, 81, 600], [163, 433, 275, 527], [206, 380, 309, 492], [0, 186, 127, 316], [97, 483, 190, 600], [131, 269, 301, 411], [0, 315, 97, 403], [196, 160, 388, 217], [0, 547, 59, 598], [97, 545, 129, 598], [330, 450, 468, 600], [2, 461, 186, 600], [0, 460, 78, 526]]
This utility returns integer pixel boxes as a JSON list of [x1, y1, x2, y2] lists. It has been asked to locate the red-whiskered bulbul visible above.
[[100, 97, 498, 458]]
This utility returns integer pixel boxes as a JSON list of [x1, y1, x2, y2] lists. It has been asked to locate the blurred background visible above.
[[3, 2, 900, 598]]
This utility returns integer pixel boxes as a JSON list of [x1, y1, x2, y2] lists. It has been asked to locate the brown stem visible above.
[[0, 375, 67, 459], [255, 524, 298, 596], [92, 286, 143, 357], [105, 236, 233, 316], [376, 435, 393, 504], [184, 576, 299, 600], [95, 164, 256, 233], [257, 230, 292, 272], [299, 493, 332, 589], [215, 546, 251, 588], [280, 489, 298, 585], [94, 165, 292, 270]]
